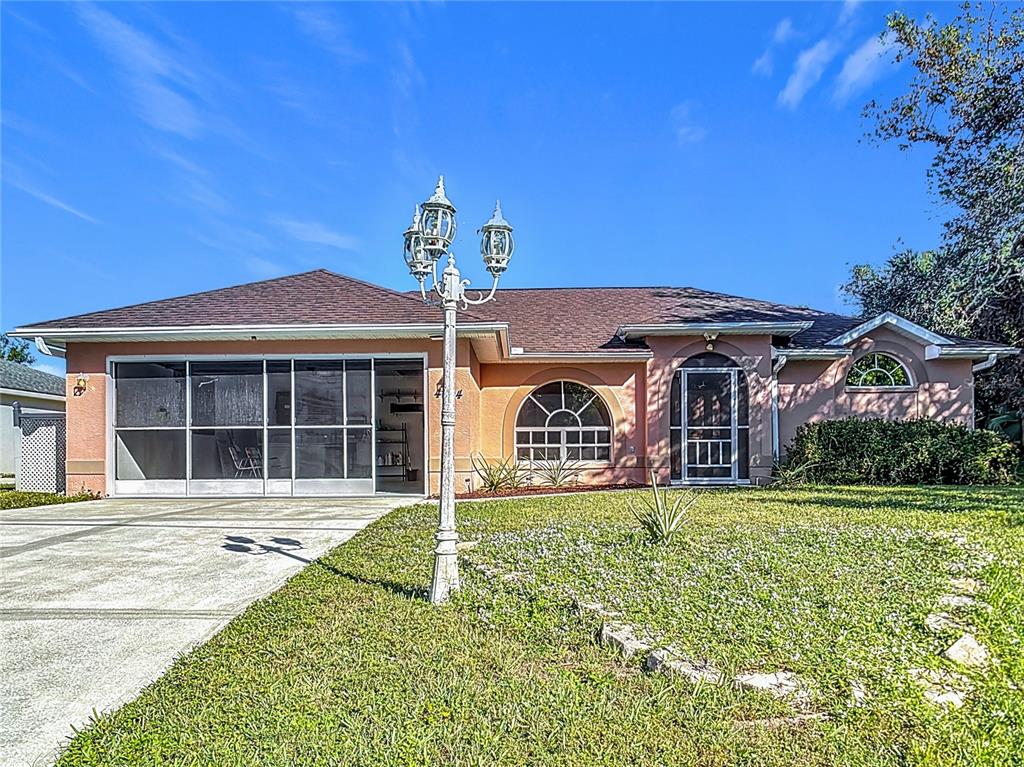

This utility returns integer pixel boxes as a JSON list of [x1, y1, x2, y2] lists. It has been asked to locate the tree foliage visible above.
[[843, 3, 1024, 416], [0, 334, 35, 364]]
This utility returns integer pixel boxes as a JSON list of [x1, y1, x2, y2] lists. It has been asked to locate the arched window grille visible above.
[[846, 353, 912, 388], [515, 381, 612, 462]]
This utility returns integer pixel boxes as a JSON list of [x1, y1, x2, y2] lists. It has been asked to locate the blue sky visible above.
[[3, 1, 953, 377]]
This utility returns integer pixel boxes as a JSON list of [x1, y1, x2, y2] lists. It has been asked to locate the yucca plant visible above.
[[629, 470, 698, 544], [530, 456, 584, 487], [470, 453, 530, 493]]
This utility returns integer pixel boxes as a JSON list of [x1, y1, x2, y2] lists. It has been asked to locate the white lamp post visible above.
[[403, 176, 514, 604]]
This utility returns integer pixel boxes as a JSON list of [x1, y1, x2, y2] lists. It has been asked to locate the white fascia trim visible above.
[[506, 350, 654, 363], [771, 346, 853, 360], [618, 321, 814, 339], [924, 344, 1021, 360], [13, 322, 509, 343], [0, 387, 66, 402], [826, 311, 950, 347]]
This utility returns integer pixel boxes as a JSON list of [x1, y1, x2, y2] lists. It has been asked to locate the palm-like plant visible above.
[[470, 453, 529, 493], [530, 456, 583, 487], [629, 470, 698, 544]]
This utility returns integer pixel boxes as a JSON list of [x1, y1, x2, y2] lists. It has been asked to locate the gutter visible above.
[[972, 353, 999, 373], [0, 388, 66, 402], [506, 349, 653, 363], [925, 343, 1020, 361], [617, 320, 814, 340], [34, 337, 67, 359]]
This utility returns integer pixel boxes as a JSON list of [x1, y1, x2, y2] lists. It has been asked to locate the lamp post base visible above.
[[429, 529, 460, 605]]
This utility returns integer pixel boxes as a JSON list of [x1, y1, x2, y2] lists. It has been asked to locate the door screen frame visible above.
[[671, 366, 749, 485]]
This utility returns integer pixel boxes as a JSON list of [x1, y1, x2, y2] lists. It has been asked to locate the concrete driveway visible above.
[[0, 496, 408, 767]]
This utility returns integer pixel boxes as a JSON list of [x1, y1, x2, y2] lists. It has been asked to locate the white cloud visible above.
[[275, 218, 359, 251], [753, 18, 796, 77], [773, 18, 796, 44], [778, 39, 839, 108], [834, 33, 897, 103], [670, 102, 707, 145], [7, 178, 98, 223], [752, 50, 774, 76], [289, 5, 363, 61], [839, 0, 862, 26], [76, 4, 205, 137]]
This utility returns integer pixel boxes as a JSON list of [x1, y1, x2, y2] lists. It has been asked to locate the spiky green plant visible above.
[[470, 453, 530, 493], [629, 470, 698, 544], [530, 457, 584, 487]]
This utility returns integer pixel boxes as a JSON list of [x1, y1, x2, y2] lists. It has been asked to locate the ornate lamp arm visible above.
[[462, 275, 500, 306]]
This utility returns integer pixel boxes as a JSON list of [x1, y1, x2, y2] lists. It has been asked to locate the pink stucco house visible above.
[[13, 269, 1018, 497]]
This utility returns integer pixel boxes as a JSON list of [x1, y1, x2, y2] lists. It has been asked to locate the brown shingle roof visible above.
[[18, 268, 911, 353], [24, 270, 488, 329]]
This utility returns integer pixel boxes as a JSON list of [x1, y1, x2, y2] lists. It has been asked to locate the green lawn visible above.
[[0, 489, 96, 509], [56, 486, 1023, 766]]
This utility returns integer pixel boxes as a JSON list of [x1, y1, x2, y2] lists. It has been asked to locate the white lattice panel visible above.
[[17, 414, 66, 493]]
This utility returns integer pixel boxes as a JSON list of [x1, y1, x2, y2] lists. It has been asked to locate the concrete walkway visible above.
[[0, 497, 408, 767]]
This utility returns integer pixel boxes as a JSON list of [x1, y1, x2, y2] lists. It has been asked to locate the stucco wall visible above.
[[777, 326, 975, 454]]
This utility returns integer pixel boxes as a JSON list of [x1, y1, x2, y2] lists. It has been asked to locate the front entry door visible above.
[[682, 368, 739, 483]]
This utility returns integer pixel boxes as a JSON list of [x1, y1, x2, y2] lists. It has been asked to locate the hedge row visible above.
[[784, 418, 1020, 485]]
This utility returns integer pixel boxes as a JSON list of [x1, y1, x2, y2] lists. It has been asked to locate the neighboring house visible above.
[[0, 360, 66, 479], [12, 269, 1019, 497]]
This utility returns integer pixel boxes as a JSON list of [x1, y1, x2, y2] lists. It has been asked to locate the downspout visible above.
[[972, 353, 998, 373], [771, 354, 788, 463]]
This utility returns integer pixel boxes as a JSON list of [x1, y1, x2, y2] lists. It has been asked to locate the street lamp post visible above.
[[403, 176, 514, 605]]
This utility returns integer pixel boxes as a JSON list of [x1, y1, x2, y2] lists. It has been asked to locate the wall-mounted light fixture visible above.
[[74, 373, 89, 396], [703, 332, 719, 352]]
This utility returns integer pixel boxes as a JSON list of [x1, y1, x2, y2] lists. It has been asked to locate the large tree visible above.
[[0, 333, 35, 364], [843, 2, 1023, 418]]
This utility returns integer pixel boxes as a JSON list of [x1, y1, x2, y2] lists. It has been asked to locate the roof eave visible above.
[[924, 344, 1021, 361], [771, 347, 853, 360], [13, 322, 510, 345], [617, 321, 814, 339]]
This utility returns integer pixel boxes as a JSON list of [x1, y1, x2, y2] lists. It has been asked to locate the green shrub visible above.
[[784, 418, 1020, 485], [0, 490, 98, 510], [529, 456, 583, 487]]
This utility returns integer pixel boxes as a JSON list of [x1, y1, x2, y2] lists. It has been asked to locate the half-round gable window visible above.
[[515, 381, 612, 462], [846, 352, 913, 388]]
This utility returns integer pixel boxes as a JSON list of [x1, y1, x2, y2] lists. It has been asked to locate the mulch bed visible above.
[[446, 483, 643, 500]]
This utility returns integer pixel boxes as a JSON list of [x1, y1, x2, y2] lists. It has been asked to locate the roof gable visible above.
[[21, 270, 478, 330], [825, 311, 951, 347]]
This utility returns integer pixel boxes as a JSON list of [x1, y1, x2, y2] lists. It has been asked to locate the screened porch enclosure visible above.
[[112, 357, 425, 496]]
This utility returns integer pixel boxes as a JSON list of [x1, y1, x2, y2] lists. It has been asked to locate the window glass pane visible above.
[[517, 447, 529, 460], [295, 429, 344, 478], [345, 360, 372, 425], [565, 431, 580, 444], [267, 429, 292, 479], [295, 361, 344, 425], [347, 429, 372, 478], [191, 429, 263, 479], [670, 373, 681, 427], [531, 382, 562, 413], [267, 361, 292, 426], [548, 410, 579, 428], [567, 447, 581, 460], [670, 429, 682, 480], [191, 362, 263, 427], [686, 372, 732, 427], [578, 399, 609, 426], [116, 430, 186, 479], [581, 447, 596, 460], [597, 429, 612, 444], [115, 362, 186, 427], [737, 371, 749, 426], [596, 446, 611, 462], [563, 382, 593, 412], [517, 398, 546, 427]]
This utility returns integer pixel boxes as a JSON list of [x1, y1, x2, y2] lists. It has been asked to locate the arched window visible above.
[[846, 353, 912, 388], [515, 381, 612, 462]]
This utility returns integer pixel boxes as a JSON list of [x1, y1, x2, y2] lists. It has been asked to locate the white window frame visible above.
[[514, 381, 613, 464], [845, 352, 915, 390]]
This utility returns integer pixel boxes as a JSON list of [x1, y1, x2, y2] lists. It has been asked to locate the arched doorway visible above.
[[669, 352, 750, 483]]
